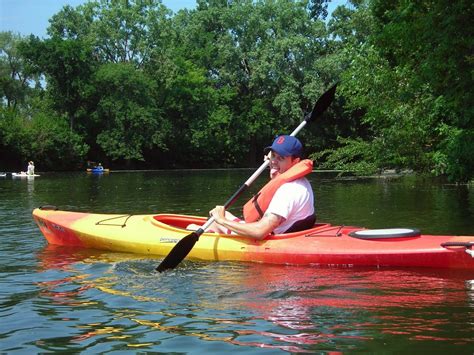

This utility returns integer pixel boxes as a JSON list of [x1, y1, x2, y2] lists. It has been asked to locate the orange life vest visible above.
[[243, 159, 313, 223]]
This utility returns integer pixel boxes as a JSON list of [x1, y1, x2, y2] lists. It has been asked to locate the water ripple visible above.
[[1, 173, 474, 353]]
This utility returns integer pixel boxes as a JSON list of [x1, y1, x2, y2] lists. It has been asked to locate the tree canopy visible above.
[[1, 0, 472, 182]]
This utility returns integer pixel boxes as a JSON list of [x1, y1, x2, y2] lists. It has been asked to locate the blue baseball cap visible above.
[[264, 135, 303, 157]]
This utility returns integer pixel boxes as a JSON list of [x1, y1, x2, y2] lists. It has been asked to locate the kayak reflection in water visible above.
[[189, 135, 316, 240]]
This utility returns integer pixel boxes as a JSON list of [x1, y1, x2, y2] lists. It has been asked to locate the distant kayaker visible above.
[[97, 163, 104, 170], [27, 161, 35, 175], [191, 135, 315, 239]]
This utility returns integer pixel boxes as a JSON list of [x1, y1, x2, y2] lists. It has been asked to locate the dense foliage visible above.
[[0, 0, 472, 181]]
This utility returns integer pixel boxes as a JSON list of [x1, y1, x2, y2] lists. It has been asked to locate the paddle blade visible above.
[[156, 231, 200, 272], [308, 83, 338, 122]]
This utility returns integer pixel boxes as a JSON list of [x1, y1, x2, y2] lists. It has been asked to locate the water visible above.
[[1, 171, 473, 353]]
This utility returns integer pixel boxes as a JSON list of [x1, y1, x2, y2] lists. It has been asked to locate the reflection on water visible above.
[[27, 177, 35, 195], [30, 245, 474, 353], [1, 172, 474, 353]]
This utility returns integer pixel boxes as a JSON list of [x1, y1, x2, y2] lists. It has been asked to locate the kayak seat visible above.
[[283, 214, 317, 234]]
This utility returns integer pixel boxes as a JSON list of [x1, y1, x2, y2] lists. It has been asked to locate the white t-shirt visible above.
[[266, 177, 314, 234]]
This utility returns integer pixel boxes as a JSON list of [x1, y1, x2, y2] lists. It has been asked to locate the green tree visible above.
[[0, 97, 88, 170], [19, 35, 97, 132], [313, 0, 473, 182], [171, 0, 333, 166], [0, 32, 39, 110], [1, 32, 87, 170], [21, 0, 173, 165], [371, 0, 473, 181], [93, 62, 166, 161]]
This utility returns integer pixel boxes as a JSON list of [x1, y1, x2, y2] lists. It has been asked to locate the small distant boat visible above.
[[0, 173, 6, 178], [86, 167, 110, 174], [12, 172, 40, 178]]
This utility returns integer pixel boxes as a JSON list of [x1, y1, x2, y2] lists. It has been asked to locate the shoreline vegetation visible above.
[[1, 0, 472, 182], [2, 167, 472, 185]]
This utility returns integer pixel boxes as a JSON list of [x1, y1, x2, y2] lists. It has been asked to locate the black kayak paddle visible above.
[[156, 83, 338, 272]]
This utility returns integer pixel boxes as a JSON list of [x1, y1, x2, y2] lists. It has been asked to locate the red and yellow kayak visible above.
[[32, 207, 474, 269]]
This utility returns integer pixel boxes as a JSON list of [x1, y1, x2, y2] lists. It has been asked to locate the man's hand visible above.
[[209, 205, 226, 225]]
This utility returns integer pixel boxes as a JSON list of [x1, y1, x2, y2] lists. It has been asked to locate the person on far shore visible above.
[[27, 161, 35, 175]]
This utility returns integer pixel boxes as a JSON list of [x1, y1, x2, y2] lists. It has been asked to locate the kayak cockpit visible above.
[[153, 214, 207, 229], [152, 214, 334, 237]]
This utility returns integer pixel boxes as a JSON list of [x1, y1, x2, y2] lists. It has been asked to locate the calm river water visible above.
[[1, 170, 473, 353]]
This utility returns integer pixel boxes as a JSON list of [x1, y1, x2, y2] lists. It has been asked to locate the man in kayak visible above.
[[205, 135, 315, 239]]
